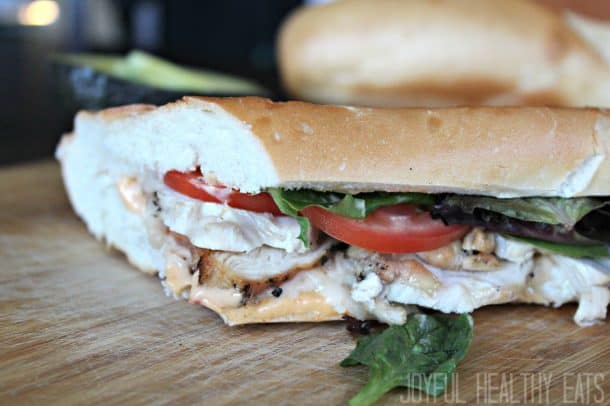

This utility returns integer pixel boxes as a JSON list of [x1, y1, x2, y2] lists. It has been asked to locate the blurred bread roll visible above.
[[278, 0, 610, 107]]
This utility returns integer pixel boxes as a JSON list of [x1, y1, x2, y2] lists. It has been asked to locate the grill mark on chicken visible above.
[[240, 284, 252, 306], [151, 191, 161, 216], [462, 253, 501, 271], [196, 249, 214, 284], [462, 227, 496, 254], [195, 253, 316, 297], [183, 240, 332, 301], [191, 256, 203, 275], [374, 258, 440, 294]]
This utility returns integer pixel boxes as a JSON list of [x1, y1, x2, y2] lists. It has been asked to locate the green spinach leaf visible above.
[[341, 314, 474, 406]]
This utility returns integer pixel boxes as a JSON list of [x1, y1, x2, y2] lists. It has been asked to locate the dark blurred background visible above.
[[1, 0, 609, 167], [0, 0, 301, 166]]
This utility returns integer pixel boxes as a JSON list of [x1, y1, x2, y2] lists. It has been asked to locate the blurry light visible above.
[[18, 0, 60, 26]]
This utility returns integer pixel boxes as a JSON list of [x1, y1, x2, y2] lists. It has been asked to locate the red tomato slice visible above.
[[301, 204, 469, 253], [163, 170, 283, 215]]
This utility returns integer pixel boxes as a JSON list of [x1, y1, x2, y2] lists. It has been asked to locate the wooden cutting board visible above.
[[1, 160, 608, 405]]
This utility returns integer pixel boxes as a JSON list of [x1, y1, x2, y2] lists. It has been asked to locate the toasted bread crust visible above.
[[77, 96, 610, 197]]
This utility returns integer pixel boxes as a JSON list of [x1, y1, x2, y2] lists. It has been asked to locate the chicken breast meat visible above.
[[151, 187, 610, 327]]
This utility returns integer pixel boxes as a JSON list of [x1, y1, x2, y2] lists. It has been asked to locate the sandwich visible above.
[[56, 96, 610, 327], [278, 0, 610, 108]]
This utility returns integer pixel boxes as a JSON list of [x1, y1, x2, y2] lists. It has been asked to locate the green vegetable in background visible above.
[[56, 50, 267, 94], [267, 189, 433, 246], [340, 314, 474, 406]]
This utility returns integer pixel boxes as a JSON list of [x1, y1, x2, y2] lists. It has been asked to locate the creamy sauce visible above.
[[190, 285, 243, 310], [164, 249, 193, 295], [117, 176, 146, 213], [220, 292, 341, 325]]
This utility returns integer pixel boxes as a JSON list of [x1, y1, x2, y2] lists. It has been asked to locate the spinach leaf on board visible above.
[[340, 314, 474, 406]]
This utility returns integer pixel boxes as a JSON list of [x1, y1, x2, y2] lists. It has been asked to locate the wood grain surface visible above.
[[0, 161, 608, 405]]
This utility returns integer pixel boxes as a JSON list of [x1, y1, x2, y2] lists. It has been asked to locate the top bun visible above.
[[69, 96, 610, 197], [278, 0, 610, 108]]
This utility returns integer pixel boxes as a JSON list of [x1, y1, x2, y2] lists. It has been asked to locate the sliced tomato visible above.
[[163, 170, 282, 215], [301, 204, 469, 253], [165, 170, 469, 252]]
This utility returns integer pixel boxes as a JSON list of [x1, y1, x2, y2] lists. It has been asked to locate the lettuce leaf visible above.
[[267, 189, 433, 246], [268, 187, 609, 252], [508, 236, 610, 258], [341, 314, 473, 406], [439, 196, 608, 227]]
